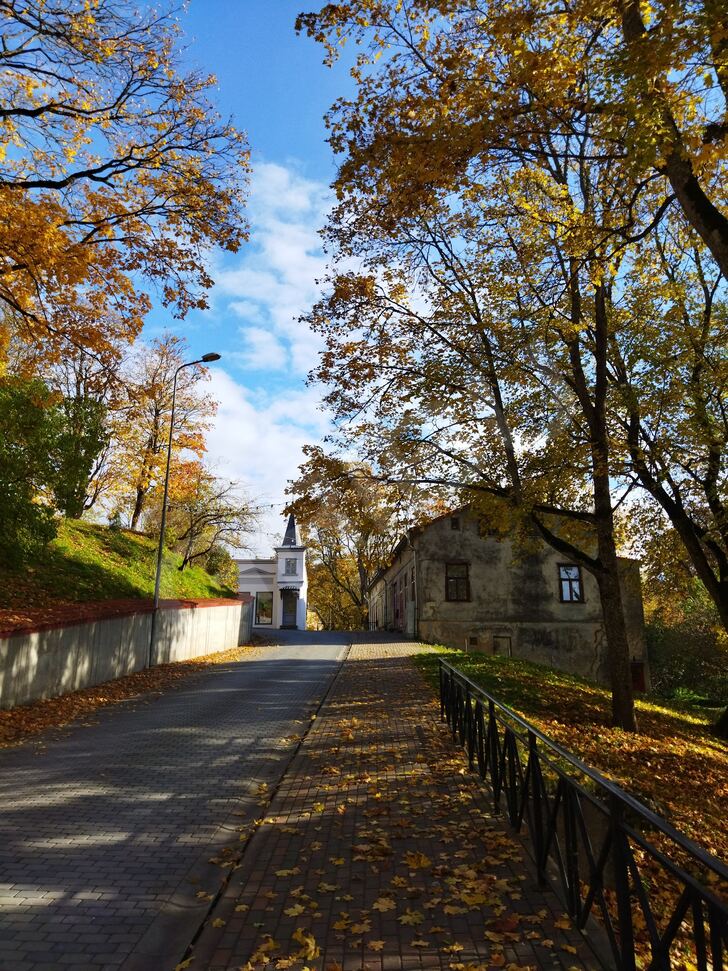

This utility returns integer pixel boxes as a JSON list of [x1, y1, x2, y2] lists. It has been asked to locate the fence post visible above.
[[439, 661, 445, 722], [488, 698, 500, 809], [466, 686, 475, 768], [611, 793, 637, 971], [528, 731, 548, 887]]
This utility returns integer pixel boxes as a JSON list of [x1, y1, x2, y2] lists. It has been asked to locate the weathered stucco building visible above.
[[367, 507, 647, 686], [234, 514, 308, 631]]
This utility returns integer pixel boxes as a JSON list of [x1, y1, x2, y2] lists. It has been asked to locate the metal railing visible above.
[[439, 659, 728, 970]]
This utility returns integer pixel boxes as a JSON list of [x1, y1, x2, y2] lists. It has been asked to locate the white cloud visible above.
[[213, 160, 332, 377], [196, 160, 340, 554], [205, 369, 330, 554], [232, 326, 288, 371], [229, 299, 266, 326]]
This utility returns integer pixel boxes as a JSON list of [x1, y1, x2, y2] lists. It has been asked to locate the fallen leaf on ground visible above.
[[372, 897, 395, 912]]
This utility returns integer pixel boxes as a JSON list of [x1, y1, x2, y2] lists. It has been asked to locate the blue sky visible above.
[[149, 2, 352, 551]]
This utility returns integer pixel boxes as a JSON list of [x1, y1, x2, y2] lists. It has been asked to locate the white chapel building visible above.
[[234, 514, 308, 630]]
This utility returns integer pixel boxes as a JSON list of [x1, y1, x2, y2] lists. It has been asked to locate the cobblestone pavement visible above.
[[188, 638, 601, 971], [0, 632, 348, 971]]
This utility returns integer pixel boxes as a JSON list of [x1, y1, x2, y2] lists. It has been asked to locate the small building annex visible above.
[[367, 506, 647, 686], [234, 514, 308, 631]]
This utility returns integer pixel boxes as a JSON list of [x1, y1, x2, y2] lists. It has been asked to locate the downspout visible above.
[[406, 532, 419, 640]]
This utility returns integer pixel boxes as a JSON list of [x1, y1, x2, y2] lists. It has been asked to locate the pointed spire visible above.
[[281, 512, 301, 547]]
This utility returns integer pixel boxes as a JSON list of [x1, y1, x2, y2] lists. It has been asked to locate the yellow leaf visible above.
[[443, 904, 468, 915], [292, 927, 320, 960], [398, 908, 424, 926], [284, 903, 305, 917], [403, 850, 431, 868], [372, 896, 395, 912], [211, 918, 225, 928], [368, 939, 385, 951]]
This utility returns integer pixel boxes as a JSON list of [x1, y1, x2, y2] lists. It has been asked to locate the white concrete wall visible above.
[[0, 600, 253, 711]]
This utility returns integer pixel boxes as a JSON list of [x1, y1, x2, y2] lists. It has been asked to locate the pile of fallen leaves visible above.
[[0, 642, 259, 749], [182, 646, 590, 971], [416, 649, 728, 861], [416, 648, 728, 970]]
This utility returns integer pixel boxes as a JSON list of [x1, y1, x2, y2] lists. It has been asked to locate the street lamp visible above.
[[148, 352, 222, 668]]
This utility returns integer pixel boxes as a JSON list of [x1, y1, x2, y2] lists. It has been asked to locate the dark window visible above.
[[451, 517, 460, 530], [559, 564, 584, 602], [255, 591, 273, 625], [445, 562, 470, 601]]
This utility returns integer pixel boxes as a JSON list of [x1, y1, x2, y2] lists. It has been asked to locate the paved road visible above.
[[0, 631, 348, 971]]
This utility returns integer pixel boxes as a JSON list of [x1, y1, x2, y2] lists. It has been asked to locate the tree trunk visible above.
[[594, 539, 638, 731], [577, 281, 637, 731], [714, 706, 728, 739], [130, 487, 146, 530]]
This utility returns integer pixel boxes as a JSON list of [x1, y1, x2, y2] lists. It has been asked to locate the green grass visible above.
[[0, 519, 235, 610], [413, 645, 728, 857], [413, 644, 721, 729]]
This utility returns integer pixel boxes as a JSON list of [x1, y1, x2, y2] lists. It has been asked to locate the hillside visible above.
[[415, 647, 728, 863], [0, 519, 235, 626]]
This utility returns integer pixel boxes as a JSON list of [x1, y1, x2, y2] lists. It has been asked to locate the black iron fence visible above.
[[439, 659, 728, 970]]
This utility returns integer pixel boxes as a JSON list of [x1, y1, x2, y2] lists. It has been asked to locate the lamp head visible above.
[[201, 353, 221, 362]]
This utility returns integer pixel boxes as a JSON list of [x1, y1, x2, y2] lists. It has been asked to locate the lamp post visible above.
[[147, 352, 222, 668]]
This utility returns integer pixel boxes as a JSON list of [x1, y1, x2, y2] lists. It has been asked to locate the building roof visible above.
[[237, 565, 276, 576], [278, 513, 304, 549]]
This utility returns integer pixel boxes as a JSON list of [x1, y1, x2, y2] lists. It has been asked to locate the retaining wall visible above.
[[0, 598, 254, 710]]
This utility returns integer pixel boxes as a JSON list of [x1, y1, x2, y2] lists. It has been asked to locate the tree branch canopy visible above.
[[0, 0, 249, 362]]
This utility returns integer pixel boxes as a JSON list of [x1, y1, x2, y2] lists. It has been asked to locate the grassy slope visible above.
[[0, 519, 234, 610], [414, 647, 728, 861]]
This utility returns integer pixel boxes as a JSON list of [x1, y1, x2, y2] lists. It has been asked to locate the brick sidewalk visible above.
[[187, 641, 601, 971]]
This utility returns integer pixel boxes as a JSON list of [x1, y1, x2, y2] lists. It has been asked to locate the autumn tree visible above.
[[298, 0, 727, 273], [0, 376, 62, 565], [306, 559, 369, 630], [307, 206, 644, 727], [5, 326, 126, 516], [144, 461, 257, 571], [286, 447, 406, 628], [111, 335, 216, 529], [298, 0, 728, 731], [0, 0, 249, 363], [610, 223, 728, 632]]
